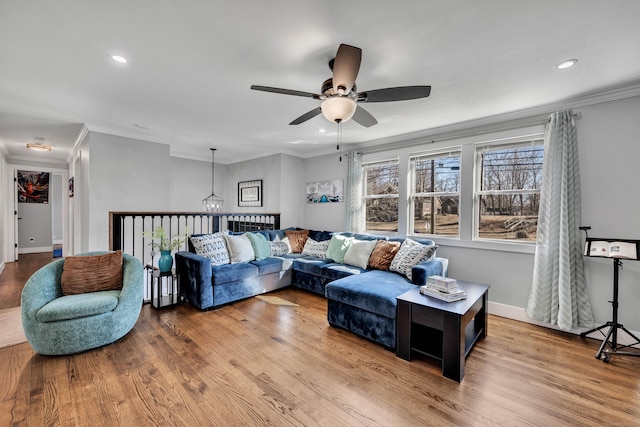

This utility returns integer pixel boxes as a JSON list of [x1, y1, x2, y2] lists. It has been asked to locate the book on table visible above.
[[426, 275, 458, 291], [584, 241, 639, 260], [420, 285, 467, 302]]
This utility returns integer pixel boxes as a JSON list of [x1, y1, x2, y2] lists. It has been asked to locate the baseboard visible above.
[[488, 301, 640, 348], [18, 246, 51, 254]]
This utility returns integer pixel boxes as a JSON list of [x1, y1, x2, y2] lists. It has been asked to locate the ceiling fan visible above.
[[251, 43, 431, 128]]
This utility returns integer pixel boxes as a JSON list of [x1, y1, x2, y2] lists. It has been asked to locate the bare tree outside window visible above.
[[411, 153, 460, 236], [477, 141, 544, 241], [363, 161, 399, 232]]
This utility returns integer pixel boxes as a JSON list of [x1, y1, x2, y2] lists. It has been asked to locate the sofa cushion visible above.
[[325, 271, 416, 319], [326, 234, 354, 263], [211, 262, 258, 285], [269, 240, 291, 256], [245, 232, 270, 261], [61, 251, 123, 295], [320, 263, 368, 281], [308, 230, 333, 242], [301, 238, 330, 258], [389, 239, 438, 280], [368, 240, 401, 271], [190, 233, 230, 266], [285, 229, 309, 253], [249, 258, 284, 275], [36, 290, 120, 322], [293, 257, 332, 276], [224, 234, 255, 263], [343, 239, 377, 269]]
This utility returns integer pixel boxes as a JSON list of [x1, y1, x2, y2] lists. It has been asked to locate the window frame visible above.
[[361, 158, 400, 234], [409, 149, 462, 237], [474, 137, 545, 243]]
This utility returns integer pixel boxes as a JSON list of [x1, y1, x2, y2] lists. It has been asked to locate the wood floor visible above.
[[1, 254, 640, 426]]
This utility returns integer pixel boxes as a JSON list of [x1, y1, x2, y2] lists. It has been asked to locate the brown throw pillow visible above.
[[61, 251, 124, 295], [368, 240, 401, 271], [285, 229, 309, 253]]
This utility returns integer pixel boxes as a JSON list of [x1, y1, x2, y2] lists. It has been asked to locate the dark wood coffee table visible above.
[[396, 280, 490, 382]]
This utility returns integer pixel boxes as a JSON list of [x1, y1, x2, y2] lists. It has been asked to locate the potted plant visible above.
[[143, 227, 188, 273]]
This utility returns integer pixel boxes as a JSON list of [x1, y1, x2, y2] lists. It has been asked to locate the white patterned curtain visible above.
[[345, 150, 363, 233], [526, 110, 594, 330]]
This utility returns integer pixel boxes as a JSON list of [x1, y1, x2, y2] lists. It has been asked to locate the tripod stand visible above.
[[581, 257, 640, 362]]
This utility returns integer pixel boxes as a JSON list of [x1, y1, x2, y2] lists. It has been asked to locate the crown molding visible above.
[[356, 83, 640, 154], [0, 135, 8, 157], [66, 124, 89, 163]]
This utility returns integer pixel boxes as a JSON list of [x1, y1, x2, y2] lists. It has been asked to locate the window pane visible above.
[[412, 196, 459, 236], [414, 155, 460, 193], [365, 198, 398, 232], [365, 163, 399, 195], [481, 145, 543, 191], [478, 194, 539, 240]]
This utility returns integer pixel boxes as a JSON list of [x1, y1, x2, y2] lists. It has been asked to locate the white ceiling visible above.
[[1, 1, 640, 165]]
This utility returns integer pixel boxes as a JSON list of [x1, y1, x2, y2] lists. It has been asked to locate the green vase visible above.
[[158, 250, 173, 273]]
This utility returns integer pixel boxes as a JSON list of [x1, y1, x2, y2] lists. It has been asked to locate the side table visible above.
[[150, 268, 180, 309], [396, 280, 490, 382]]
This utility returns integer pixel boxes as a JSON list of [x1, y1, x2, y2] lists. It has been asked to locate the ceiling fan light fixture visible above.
[[321, 97, 357, 123]]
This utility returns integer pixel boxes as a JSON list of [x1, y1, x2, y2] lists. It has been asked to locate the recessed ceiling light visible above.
[[111, 55, 128, 64], [318, 129, 326, 134], [556, 59, 578, 70]]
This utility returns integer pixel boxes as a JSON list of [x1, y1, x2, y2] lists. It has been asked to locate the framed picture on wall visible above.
[[238, 179, 263, 207]]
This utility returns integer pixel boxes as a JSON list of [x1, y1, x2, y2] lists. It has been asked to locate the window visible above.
[[476, 139, 544, 241], [363, 159, 399, 232], [410, 151, 461, 236]]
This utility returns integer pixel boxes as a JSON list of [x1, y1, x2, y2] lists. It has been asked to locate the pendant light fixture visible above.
[[202, 148, 223, 212]]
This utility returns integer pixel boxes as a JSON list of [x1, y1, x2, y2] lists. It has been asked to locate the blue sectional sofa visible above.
[[176, 229, 448, 349]]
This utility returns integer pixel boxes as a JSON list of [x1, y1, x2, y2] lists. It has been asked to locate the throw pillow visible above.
[[389, 239, 438, 280], [343, 239, 378, 269], [368, 240, 401, 271], [285, 229, 309, 253], [61, 251, 123, 295], [269, 240, 291, 257], [325, 234, 354, 264], [190, 232, 230, 266], [301, 238, 330, 258], [245, 232, 270, 261], [223, 234, 255, 263]]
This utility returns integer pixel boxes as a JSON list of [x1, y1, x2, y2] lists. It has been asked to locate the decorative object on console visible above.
[[203, 148, 224, 212], [238, 179, 263, 207], [143, 226, 188, 273]]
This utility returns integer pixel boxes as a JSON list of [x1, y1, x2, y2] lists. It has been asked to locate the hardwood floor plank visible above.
[[2, 257, 640, 426]]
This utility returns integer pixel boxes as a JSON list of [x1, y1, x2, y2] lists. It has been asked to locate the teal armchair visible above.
[[21, 252, 144, 355]]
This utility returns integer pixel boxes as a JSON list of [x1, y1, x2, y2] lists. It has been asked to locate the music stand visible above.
[[580, 234, 640, 362]]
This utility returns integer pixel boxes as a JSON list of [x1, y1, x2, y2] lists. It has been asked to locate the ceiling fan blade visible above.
[[358, 86, 431, 102], [251, 85, 319, 99], [289, 107, 322, 125], [332, 44, 361, 95], [352, 106, 377, 128]]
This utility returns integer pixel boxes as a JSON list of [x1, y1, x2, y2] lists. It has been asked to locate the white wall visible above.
[[0, 155, 6, 273], [80, 132, 171, 251], [169, 157, 227, 212], [51, 173, 62, 242], [577, 96, 640, 331], [301, 152, 348, 231]]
